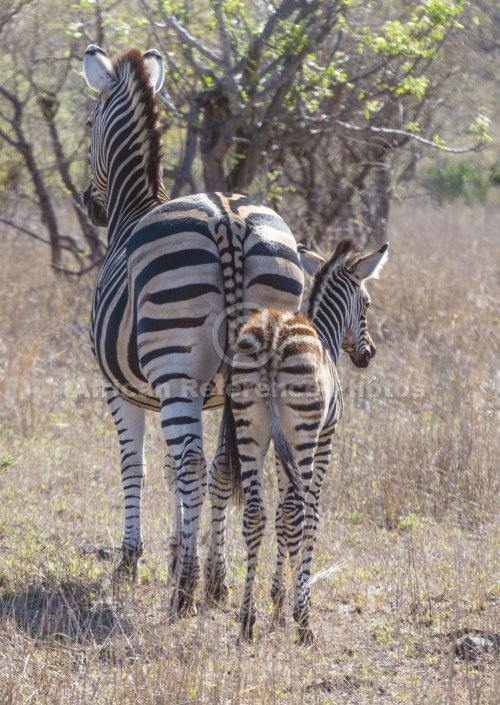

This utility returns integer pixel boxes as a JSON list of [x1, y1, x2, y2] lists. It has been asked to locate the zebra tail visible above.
[[223, 384, 244, 506], [220, 221, 245, 506], [266, 379, 304, 496]]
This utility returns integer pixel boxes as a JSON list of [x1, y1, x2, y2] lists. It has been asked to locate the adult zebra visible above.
[[81, 45, 304, 615]]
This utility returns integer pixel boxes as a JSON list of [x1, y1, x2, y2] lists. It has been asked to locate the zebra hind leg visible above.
[[282, 484, 314, 646], [160, 394, 207, 619], [239, 492, 267, 643], [106, 388, 147, 581], [204, 425, 231, 605], [280, 483, 313, 645], [270, 467, 288, 630], [163, 452, 182, 581]]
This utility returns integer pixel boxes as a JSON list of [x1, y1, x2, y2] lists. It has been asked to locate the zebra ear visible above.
[[83, 45, 114, 93], [353, 243, 389, 281], [298, 243, 325, 277], [143, 50, 164, 93]]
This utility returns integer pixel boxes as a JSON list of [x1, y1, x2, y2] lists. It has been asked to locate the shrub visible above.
[[423, 159, 494, 206]]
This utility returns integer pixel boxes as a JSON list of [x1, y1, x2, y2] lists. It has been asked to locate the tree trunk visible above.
[[199, 91, 230, 192], [366, 162, 391, 247], [19, 140, 62, 266], [41, 103, 105, 263], [170, 100, 200, 198], [226, 133, 263, 193]]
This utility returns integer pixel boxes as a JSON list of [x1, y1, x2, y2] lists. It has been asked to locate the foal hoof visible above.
[[237, 610, 256, 644], [237, 623, 254, 645], [270, 605, 286, 631]]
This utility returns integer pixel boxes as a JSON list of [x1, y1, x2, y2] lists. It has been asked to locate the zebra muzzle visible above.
[[83, 185, 108, 227]]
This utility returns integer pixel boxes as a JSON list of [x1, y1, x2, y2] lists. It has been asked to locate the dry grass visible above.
[[0, 202, 499, 704]]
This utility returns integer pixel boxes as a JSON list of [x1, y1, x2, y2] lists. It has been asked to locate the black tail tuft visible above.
[[273, 428, 305, 496]]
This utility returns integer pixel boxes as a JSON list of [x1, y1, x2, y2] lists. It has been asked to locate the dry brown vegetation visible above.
[[0, 202, 498, 704]]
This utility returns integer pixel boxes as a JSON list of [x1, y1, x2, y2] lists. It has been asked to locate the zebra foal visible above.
[[81, 45, 304, 615], [231, 238, 388, 644]]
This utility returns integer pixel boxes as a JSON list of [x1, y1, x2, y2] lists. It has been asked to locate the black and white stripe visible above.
[[82, 45, 304, 615]]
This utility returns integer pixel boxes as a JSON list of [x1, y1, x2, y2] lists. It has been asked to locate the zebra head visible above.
[[81, 45, 165, 227], [306, 239, 389, 368]]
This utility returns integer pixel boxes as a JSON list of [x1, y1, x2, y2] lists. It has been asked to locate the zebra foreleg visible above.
[[106, 388, 147, 580], [204, 425, 231, 604], [160, 394, 206, 618]]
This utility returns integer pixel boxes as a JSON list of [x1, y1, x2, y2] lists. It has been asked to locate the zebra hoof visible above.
[[269, 613, 286, 633], [270, 602, 287, 630], [238, 622, 254, 644], [297, 626, 315, 647], [168, 537, 179, 578], [114, 551, 140, 581], [238, 610, 256, 643]]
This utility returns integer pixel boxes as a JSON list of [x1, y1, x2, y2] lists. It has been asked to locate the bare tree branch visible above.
[[52, 260, 101, 277], [0, 0, 34, 34], [0, 217, 52, 246], [334, 120, 484, 154], [152, 13, 223, 67]]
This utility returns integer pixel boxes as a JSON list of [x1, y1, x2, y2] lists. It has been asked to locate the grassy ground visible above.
[[0, 202, 498, 704]]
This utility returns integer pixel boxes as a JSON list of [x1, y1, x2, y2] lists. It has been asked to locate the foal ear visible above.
[[353, 243, 389, 281], [83, 45, 115, 93], [298, 243, 326, 276], [143, 49, 164, 93]]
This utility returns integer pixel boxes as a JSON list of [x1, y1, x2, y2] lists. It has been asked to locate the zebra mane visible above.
[[112, 49, 164, 199], [307, 238, 363, 318]]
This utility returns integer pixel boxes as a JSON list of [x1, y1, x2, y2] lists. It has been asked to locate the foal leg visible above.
[[232, 386, 271, 642], [270, 460, 288, 628], [295, 431, 334, 645], [275, 384, 323, 645], [239, 455, 268, 642], [273, 454, 310, 644]]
